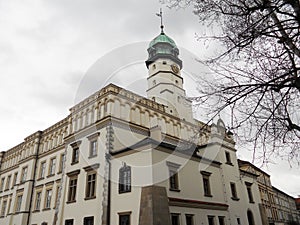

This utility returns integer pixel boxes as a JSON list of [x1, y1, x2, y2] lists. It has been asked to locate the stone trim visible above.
[[83, 163, 100, 171], [169, 197, 228, 211]]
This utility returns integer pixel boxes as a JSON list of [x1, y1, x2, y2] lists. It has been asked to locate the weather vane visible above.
[[156, 8, 164, 34]]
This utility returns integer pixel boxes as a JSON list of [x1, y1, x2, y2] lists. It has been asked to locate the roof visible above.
[[149, 32, 177, 49]]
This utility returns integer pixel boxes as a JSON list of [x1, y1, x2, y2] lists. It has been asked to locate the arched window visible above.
[[119, 164, 131, 193]]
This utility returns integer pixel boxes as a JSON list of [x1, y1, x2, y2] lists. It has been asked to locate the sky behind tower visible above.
[[0, 0, 299, 197]]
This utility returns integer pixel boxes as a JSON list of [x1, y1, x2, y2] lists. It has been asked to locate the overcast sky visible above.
[[0, 0, 299, 197]]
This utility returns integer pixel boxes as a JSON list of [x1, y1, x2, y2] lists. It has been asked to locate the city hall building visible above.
[[0, 26, 299, 225]]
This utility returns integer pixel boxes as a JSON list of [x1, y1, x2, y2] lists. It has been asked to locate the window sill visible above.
[[249, 201, 255, 204], [231, 197, 240, 201], [119, 190, 131, 194], [37, 177, 45, 181], [66, 200, 76, 204], [71, 161, 79, 165], [84, 196, 96, 201], [32, 210, 40, 213], [204, 194, 213, 197], [88, 155, 97, 159], [225, 162, 234, 166], [42, 208, 51, 211], [47, 174, 55, 178], [169, 188, 180, 192]]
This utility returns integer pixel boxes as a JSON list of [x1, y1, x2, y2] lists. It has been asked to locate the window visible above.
[[59, 153, 65, 173], [237, 218, 241, 225], [44, 189, 52, 209], [246, 182, 254, 203], [84, 216, 94, 225], [0, 177, 5, 191], [70, 141, 81, 164], [21, 167, 28, 183], [185, 214, 194, 225], [35, 191, 42, 210], [68, 176, 78, 202], [1, 199, 7, 217], [225, 151, 232, 164], [119, 164, 131, 193], [218, 216, 225, 225], [208, 216, 215, 225], [86, 172, 96, 199], [12, 172, 18, 187], [201, 171, 212, 197], [171, 213, 180, 225], [39, 161, 46, 179], [89, 140, 97, 157], [54, 186, 60, 208], [119, 213, 131, 225], [72, 148, 79, 164], [5, 175, 11, 190], [230, 182, 239, 200], [87, 133, 99, 158], [65, 219, 74, 225], [167, 162, 180, 191], [49, 158, 56, 176], [15, 194, 23, 212]]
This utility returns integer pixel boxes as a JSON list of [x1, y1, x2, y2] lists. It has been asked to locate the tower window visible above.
[[175, 80, 178, 84], [152, 64, 156, 69], [162, 61, 167, 65], [153, 80, 156, 86]]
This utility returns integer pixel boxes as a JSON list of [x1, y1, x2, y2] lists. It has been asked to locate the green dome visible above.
[[149, 33, 177, 48], [146, 31, 182, 69]]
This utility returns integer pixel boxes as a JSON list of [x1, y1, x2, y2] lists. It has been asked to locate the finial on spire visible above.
[[156, 8, 164, 34]]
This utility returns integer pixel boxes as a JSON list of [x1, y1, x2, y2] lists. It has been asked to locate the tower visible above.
[[145, 15, 193, 123]]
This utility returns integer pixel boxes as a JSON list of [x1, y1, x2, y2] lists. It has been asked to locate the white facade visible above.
[[0, 29, 273, 225]]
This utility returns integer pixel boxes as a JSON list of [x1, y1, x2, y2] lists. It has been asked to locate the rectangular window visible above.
[[13, 172, 18, 187], [39, 161, 46, 179], [208, 216, 215, 225], [0, 177, 5, 191], [225, 151, 232, 164], [35, 191, 42, 210], [68, 176, 78, 202], [84, 216, 94, 225], [1, 199, 7, 217], [59, 153, 65, 173], [65, 219, 74, 225], [44, 189, 52, 209], [237, 218, 241, 225], [86, 172, 96, 199], [21, 167, 28, 183], [201, 171, 212, 197], [169, 170, 179, 191], [185, 214, 194, 225], [246, 182, 254, 203], [167, 162, 180, 191], [90, 140, 97, 157], [119, 214, 130, 225], [49, 158, 56, 176], [15, 194, 23, 212], [5, 175, 11, 190], [171, 213, 180, 225], [72, 148, 79, 164], [119, 165, 131, 194], [218, 216, 225, 225], [54, 186, 60, 208], [230, 182, 238, 200], [70, 141, 81, 164]]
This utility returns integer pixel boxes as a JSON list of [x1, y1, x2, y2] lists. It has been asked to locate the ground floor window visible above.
[[84, 216, 94, 225], [171, 213, 180, 225], [65, 219, 74, 225], [119, 212, 131, 225]]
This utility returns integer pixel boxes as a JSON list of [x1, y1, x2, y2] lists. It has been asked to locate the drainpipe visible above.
[[26, 131, 42, 225]]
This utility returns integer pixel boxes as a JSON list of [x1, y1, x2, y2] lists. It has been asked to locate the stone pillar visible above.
[[139, 186, 171, 225]]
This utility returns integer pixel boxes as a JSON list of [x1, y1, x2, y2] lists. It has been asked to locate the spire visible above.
[[156, 8, 164, 34]]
